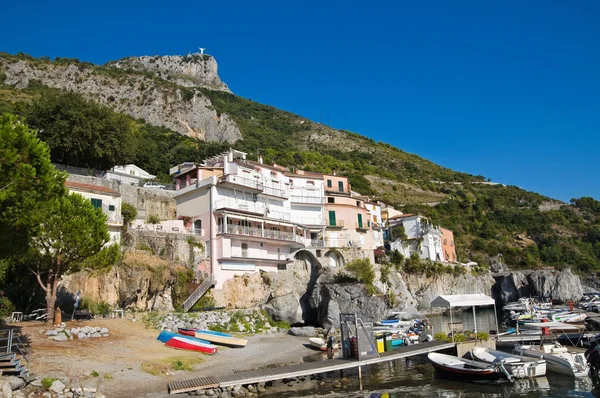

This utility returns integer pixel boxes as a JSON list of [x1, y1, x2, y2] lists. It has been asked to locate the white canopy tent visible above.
[[430, 293, 499, 342]]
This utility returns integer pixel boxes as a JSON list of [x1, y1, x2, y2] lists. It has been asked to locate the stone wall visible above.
[[65, 174, 177, 221], [126, 230, 205, 266]]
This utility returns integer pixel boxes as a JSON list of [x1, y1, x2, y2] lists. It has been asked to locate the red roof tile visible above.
[[65, 181, 120, 196]]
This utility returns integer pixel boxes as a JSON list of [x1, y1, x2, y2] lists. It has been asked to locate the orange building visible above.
[[440, 227, 457, 263]]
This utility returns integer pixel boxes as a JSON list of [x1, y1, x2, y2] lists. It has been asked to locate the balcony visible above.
[[215, 198, 266, 215], [220, 174, 264, 191], [218, 224, 296, 242], [289, 195, 324, 205], [106, 215, 124, 226], [263, 185, 289, 199], [192, 228, 204, 236], [291, 216, 323, 226], [355, 222, 369, 231], [325, 219, 344, 229], [307, 239, 325, 248]]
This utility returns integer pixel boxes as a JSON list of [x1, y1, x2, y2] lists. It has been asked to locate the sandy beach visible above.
[[12, 318, 318, 397]]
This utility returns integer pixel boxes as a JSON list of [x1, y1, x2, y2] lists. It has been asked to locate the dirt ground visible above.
[[12, 318, 317, 398]]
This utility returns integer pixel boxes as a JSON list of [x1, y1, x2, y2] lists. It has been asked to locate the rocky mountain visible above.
[[0, 53, 241, 141]]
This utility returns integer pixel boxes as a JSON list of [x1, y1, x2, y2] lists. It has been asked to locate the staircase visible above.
[[183, 276, 214, 312], [0, 329, 30, 377]]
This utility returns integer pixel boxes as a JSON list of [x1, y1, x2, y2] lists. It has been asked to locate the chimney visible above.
[[258, 155, 263, 164]]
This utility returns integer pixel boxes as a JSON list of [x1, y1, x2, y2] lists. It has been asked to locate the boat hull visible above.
[[195, 329, 248, 348], [515, 346, 589, 377], [472, 347, 546, 378], [178, 328, 196, 337], [165, 336, 218, 355], [428, 353, 501, 381], [308, 337, 326, 351], [156, 331, 210, 345]]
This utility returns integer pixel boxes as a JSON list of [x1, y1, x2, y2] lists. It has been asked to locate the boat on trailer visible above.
[[428, 352, 511, 382], [472, 347, 546, 378]]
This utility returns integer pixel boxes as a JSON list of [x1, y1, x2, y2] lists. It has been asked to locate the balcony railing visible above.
[[193, 228, 204, 236], [215, 198, 266, 214], [107, 215, 124, 225], [263, 185, 289, 199], [289, 195, 324, 204], [222, 174, 264, 190], [355, 222, 368, 230], [290, 216, 323, 226], [307, 239, 325, 248], [325, 219, 344, 228], [218, 224, 296, 242]]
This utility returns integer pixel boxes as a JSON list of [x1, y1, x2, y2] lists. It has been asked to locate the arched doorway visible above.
[[294, 250, 321, 325], [324, 250, 345, 268]]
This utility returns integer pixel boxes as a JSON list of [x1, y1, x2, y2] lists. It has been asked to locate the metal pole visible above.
[[7, 329, 12, 353], [493, 302, 500, 335], [472, 306, 477, 334], [450, 307, 454, 343], [358, 366, 363, 391]]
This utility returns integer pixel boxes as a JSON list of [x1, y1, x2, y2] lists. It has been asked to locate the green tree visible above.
[[121, 203, 138, 228], [26, 90, 136, 170], [0, 113, 66, 265], [30, 193, 111, 323]]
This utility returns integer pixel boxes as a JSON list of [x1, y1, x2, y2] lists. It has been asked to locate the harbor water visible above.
[[262, 308, 599, 397]]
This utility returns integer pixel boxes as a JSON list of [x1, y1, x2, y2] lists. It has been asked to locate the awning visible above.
[[430, 294, 495, 308]]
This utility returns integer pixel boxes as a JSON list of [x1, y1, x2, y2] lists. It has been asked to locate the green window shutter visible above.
[[358, 214, 363, 228], [338, 181, 344, 192], [91, 198, 102, 209], [108, 205, 115, 211], [327, 180, 332, 188], [328, 211, 336, 226]]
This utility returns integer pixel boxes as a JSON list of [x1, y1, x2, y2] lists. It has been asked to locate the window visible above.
[[357, 214, 363, 229], [240, 220, 251, 228], [270, 171, 277, 178], [327, 179, 332, 188], [129, 170, 135, 175], [277, 264, 287, 271], [307, 180, 315, 186], [241, 243, 248, 257], [108, 205, 115, 211], [327, 197, 335, 204], [356, 201, 361, 207], [338, 181, 344, 192], [443, 239, 447, 245], [277, 248, 281, 259], [90, 198, 102, 209], [328, 210, 336, 226], [289, 179, 293, 185], [374, 216, 378, 223]]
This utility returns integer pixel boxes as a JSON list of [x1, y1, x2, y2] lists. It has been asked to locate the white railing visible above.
[[215, 198, 266, 214], [289, 196, 324, 204], [218, 224, 296, 242], [290, 216, 323, 226], [222, 174, 264, 190], [308, 239, 325, 248], [263, 185, 289, 199], [193, 228, 204, 236]]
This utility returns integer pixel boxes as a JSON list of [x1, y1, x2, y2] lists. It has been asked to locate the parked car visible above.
[[143, 182, 165, 189]]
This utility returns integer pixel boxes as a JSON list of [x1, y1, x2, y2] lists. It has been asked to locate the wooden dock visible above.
[[168, 340, 454, 394]]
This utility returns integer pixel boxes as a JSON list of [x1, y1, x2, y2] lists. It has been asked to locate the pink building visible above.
[[440, 227, 457, 263]]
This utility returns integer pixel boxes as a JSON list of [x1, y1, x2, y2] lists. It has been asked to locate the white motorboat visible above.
[[472, 347, 546, 378], [504, 298, 534, 312], [551, 312, 587, 324], [514, 343, 588, 377]]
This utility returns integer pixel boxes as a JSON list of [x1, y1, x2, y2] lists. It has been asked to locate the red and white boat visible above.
[[165, 336, 218, 355]]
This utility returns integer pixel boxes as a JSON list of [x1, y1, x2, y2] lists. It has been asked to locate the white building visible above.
[[172, 150, 326, 288], [105, 164, 156, 186], [364, 200, 384, 248], [388, 214, 444, 262], [65, 180, 123, 244]]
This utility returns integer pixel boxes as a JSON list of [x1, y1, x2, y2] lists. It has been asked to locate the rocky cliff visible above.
[[0, 55, 241, 141], [496, 268, 583, 304], [108, 53, 230, 92]]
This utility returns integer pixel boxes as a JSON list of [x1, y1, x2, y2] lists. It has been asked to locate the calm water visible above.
[[263, 309, 598, 397]]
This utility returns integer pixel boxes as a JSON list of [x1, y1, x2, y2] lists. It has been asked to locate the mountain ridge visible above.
[[1, 51, 599, 273]]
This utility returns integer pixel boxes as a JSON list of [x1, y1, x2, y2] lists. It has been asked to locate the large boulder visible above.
[[2, 376, 25, 391], [262, 262, 313, 325], [499, 272, 532, 304], [527, 268, 583, 303]]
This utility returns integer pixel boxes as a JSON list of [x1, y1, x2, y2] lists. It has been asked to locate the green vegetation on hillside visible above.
[[1, 53, 600, 273]]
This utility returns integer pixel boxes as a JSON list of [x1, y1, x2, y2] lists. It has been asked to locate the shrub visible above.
[[41, 378, 58, 389], [346, 258, 375, 286], [0, 296, 16, 318], [121, 203, 137, 226], [147, 214, 160, 224]]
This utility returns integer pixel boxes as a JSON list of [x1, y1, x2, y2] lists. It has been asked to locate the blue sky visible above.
[[3, 1, 599, 202]]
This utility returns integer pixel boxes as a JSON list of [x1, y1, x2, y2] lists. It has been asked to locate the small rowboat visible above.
[[178, 328, 196, 337], [156, 330, 210, 344], [428, 352, 504, 381], [165, 336, 218, 355], [194, 329, 248, 348], [472, 347, 546, 378]]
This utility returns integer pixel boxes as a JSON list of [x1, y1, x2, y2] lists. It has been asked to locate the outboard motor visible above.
[[493, 358, 514, 382]]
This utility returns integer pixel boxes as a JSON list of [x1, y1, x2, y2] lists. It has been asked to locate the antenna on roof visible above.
[[198, 47, 206, 54]]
